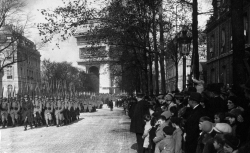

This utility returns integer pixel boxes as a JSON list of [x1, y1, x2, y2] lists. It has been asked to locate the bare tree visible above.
[[0, 0, 31, 72]]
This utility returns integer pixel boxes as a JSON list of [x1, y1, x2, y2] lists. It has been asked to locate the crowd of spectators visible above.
[[126, 78, 250, 153]]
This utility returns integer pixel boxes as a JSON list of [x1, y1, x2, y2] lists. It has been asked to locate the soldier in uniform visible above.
[[9, 97, 20, 127], [41, 96, 47, 125], [33, 95, 42, 127], [1, 98, 9, 128], [68, 98, 73, 122], [83, 98, 88, 112], [44, 97, 54, 127], [88, 99, 93, 113], [22, 95, 34, 131], [51, 97, 57, 125], [63, 97, 69, 125], [73, 99, 80, 120], [60, 98, 65, 125], [54, 96, 64, 127]]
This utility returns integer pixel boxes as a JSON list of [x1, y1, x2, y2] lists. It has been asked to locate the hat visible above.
[[184, 87, 197, 96], [227, 96, 239, 106], [157, 95, 164, 99], [223, 134, 241, 150], [166, 93, 174, 99], [200, 121, 213, 133], [210, 83, 221, 94], [189, 92, 201, 102], [163, 126, 175, 135], [161, 111, 172, 120], [227, 108, 242, 118], [213, 123, 232, 134], [241, 78, 250, 90]]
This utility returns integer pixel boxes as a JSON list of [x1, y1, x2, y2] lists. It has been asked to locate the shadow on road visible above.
[[131, 143, 138, 150], [119, 121, 130, 125], [110, 128, 130, 133]]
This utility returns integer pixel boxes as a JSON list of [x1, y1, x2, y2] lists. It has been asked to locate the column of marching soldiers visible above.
[[0, 90, 104, 131]]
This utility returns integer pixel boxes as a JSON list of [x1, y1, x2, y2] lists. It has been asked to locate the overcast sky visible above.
[[23, 0, 212, 68]]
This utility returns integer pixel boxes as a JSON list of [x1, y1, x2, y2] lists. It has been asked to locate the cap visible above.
[[189, 92, 201, 102]]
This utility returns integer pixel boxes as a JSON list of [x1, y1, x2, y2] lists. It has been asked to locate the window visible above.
[[7, 85, 12, 95], [6, 66, 13, 79], [220, 65, 227, 85], [221, 29, 226, 53], [210, 35, 215, 58], [6, 36, 12, 42]]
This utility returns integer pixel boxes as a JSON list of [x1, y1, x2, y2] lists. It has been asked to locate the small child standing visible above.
[[213, 134, 225, 153], [157, 126, 175, 153], [142, 114, 152, 153], [170, 117, 183, 153]]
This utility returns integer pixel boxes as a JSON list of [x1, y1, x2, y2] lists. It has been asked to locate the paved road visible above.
[[0, 105, 137, 153]]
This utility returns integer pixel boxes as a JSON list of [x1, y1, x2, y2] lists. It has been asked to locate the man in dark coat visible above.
[[206, 83, 227, 119], [128, 97, 137, 118], [108, 100, 113, 111], [130, 95, 150, 153], [184, 92, 206, 153]]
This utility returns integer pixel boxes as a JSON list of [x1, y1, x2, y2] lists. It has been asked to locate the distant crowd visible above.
[[122, 79, 250, 153]]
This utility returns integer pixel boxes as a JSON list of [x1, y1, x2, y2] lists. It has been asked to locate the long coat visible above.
[[173, 128, 183, 153], [185, 104, 206, 153], [130, 100, 149, 134]]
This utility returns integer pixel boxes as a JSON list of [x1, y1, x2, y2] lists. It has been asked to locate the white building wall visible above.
[[99, 63, 111, 93]]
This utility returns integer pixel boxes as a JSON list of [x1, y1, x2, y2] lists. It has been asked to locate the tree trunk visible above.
[[175, 61, 179, 91], [136, 68, 141, 94], [149, 53, 153, 96], [159, 3, 166, 94], [143, 48, 149, 96], [192, 0, 199, 79], [148, 31, 153, 96], [153, 10, 159, 95], [231, 0, 246, 85]]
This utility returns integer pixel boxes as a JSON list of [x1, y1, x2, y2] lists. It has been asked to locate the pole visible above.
[[192, 0, 199, 79], [159, 2, 166, 94], [183, 55, 186, 90]]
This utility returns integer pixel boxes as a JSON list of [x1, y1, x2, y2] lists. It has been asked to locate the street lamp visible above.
[[177, 26, 192, 90]]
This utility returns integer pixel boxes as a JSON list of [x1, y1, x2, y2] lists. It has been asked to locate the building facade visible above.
[[206, 0, 250, 85], [0, 26, 41, 97], [74, 19, 120, 94]]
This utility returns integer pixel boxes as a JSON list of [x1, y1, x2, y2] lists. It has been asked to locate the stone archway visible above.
[[89, 66, 99, 77], [88, 66, 99, 93]]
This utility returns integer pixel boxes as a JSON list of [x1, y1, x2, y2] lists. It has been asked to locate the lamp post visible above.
[[177, 26, 192, 90]]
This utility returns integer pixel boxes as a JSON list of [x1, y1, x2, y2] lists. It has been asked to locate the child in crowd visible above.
[[214, 112, 226, 123], [213, 134, 225, 153], [158, 126, 175, 153], [169, 106, 178, 117], [196, 116, 213, 153], [142, 114, 152, 153], [222, 134, 240, 153], [170, 117, 183, 153], [149, 117, 159, 153], [153, 111, 172, 153]]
